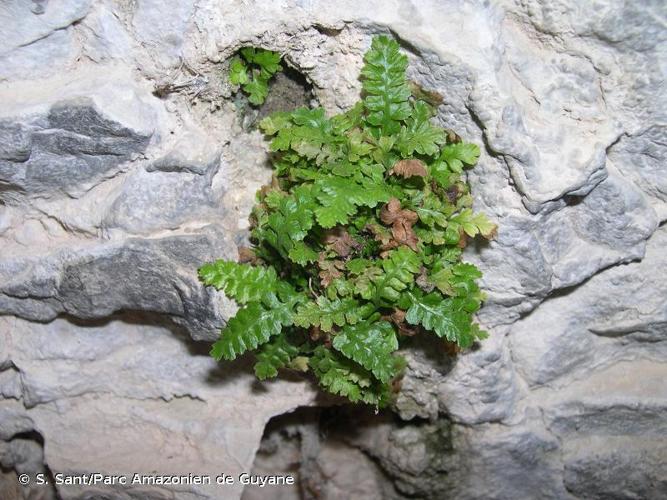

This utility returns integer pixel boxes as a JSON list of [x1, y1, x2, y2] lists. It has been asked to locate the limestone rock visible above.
[[0, 0, 91, 81], [0, 315, 318, 499], [0, 0, 665, 498], [0, 70, 159, 201], [0, 229, 235, 341]]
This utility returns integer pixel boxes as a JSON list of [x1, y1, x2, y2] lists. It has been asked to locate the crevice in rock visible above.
[[233, 58, 315, 130], [385, 27, 424, 57], [0, 429, 60, 500], [246, 404, 460, 500]]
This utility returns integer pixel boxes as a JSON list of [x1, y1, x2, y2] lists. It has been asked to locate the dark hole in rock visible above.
[[245, 405, 453, 500], [257, 65, 314, 119], [563, 194, 585, 206], [239, 64, 315, 130]]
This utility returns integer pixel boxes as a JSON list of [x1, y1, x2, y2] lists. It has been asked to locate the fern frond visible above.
[[332, 320, 398, 383], [260, 186, 316, 259], [439, 142, 480, 173], [210, 286, 304, 361], [361, 35, 411, 135], [294, 296, 374, 332], [395, 101, 446, 157], [309, 346, 391, 406], [198, 261, 277, 303], [254, 334, 301, 380], [371, 247, 421, 302], [404, 290, 476, 347], [314, 176, 391, 228]]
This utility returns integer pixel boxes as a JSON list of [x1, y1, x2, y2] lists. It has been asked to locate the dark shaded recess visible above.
[[0, 430, 60, 500], [248, 405, 455, 500], [256, 65, 314, 121], [563, 194, 585, 206]]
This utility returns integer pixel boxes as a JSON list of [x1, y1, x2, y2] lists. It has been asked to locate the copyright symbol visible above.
[[18, 473, 30, 485]]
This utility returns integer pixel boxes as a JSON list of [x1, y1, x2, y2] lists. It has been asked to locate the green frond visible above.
[[361, 35, 411, 135], [332, 320, 399, 383], [309, 346, 392, 406], [254, 334, 302, 380], [371, 247, 422, 302], [294, 297, 374, 332], [210, 286, 304, 361], [403, 290, 476, 348], [198, 261, 277, 303]]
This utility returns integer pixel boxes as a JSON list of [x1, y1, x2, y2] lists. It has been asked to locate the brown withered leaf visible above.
[[415, 267, 435, 293], [408, 81, 444, 106], [237, 246, 259, 264], [309, 325, 322, 342], [379, 198, 406, 224], [389, 308, 419, 336], [392, 220, 419, 250], [443, 340, 461, 357], [317, 254, 345, 288], [310, 326, 332, 347], [390, 159, 428, 178], [323, 227, 361, 257], [445, 129, 461, 143], [380, 198, 419, 251], [486, 224, 499, 240], [258, 185, 273, 199], [445, 185, 459, 204]]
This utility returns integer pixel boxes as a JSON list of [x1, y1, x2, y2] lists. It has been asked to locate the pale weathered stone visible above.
[[0, 0, 665, 498], [1, 315, 318, 499]]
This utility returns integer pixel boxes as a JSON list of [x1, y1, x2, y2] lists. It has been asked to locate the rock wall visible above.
[[1, 0, 665, 499]]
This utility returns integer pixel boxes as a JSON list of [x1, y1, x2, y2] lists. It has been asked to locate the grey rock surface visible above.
[[0, 0, 665, 499]]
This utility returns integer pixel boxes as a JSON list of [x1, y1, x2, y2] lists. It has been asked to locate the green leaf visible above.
[[331, 101, 364, 133], [453, 262, 482, 281], [332, 320, 399, 383], [288, 241, 319, 265], [260, 186, 316, 257], [371, 247, 421, 302], [429, 266, 455, 295], [269, 108, 345, 165], [415, 192, 449, 228], [211, 286, 304, 361], [252, 49, 282, 75], [361, 35, 411, 135], [314, 176, 391, 228], [239, 47, 257, 63], [254, 334, 301, 380], [352, 266, 383, 300], [346, 258, 373, 274], [440, 143, 480, 173], [243, 77, 270, 105], [309, 346, 391, 406], [295, 297, 374, 332], [450, 209, 497, 238], [229, 57, 249, 85], [404, 291, 475, 347], [325, 277, 355, 300], [395, 102, 446, 157], [198, 261, 277, 303], [259, 112, 291, 135]]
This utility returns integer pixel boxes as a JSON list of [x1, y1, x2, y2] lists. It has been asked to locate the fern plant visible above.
[[229, 47, 282, 105], [201, 36, 496, 407]]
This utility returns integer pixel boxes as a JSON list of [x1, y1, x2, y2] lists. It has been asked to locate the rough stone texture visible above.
[[0, 0, 665, 499], [0, 314, 319, 499]]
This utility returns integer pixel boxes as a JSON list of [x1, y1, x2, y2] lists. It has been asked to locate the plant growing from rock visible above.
[[200, 35, 496, 407], [228, 47, 282, 105]]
